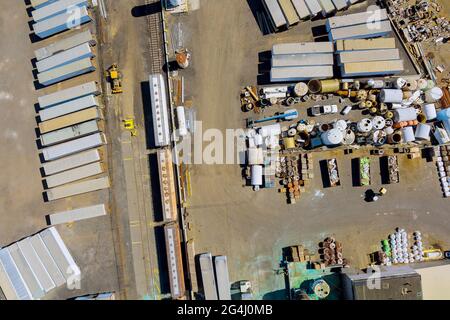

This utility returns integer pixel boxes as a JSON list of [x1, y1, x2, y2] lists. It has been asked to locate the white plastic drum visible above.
[[415, 123, 431, 141], [422, 104, 437, 120], [260, 124, 281, 137], [425, 87, 443, 103], [357, 118, 373, 133], [380, 89, 403, 103], [373, 116, 386, 130], [402, 126, 415, 143], [417, 79, 428, 90], [248, 148, 264, 165], [251, 165, 263, 187], [321, 128, 344, 146], [335, 120, 347, 131], [394, 107, 417, 122]]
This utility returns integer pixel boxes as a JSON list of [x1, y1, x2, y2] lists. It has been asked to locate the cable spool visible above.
[[288, 128, 297, 137], [385, 111, 394, 119], [286, 97, 295, 106], [269, 97, 278, 106], [294, 82, 309, 97]]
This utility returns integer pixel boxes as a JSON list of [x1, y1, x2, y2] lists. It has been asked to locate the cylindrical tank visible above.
[[321, 128, 344, 146], [384, 126, 394, 135], [342, 129, 355, 145], [254, 134, 263, 146], [402, 126, 415, 143], [248, 148, 263, 165], [308, 80, 322, 94], [260, 124, 281, 137], [373, 116, 386, 130], [320, 79, 340, 93], [335, 120, 347, 131], [423, 104, 437, 120], [283, 137, 296, 149], [367, 79, 385, 89], [251, 165, 263, 187], [176, 106, 188, 136], [405, 80, 418, 91], [415, 123, 431, 141], [417, 79, 428, 90], [294, 82, 308, 97], [357, 118, 373, 133], [388, 131, 403, 144], [380, 89, 403, 103], [425, 87, 443, 103], [394, 107, 417, 122], [395, 78, 407, 89]]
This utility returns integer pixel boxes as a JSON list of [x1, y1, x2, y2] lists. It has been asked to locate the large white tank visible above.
[[248, 148, 264, 165], [321, 128, 344, 146], [260, 124, 281, 137], [373, 116, 386, 130], [176, 106, 188, 136], [422, 104, 437, 120], [402, 126, 415, 143], [394, 107, 417, 122], [251, 165, 263, 188], [415, 123, 431, 141], [425, 87, 443, 103], [357, 118, 373, 133], [380, 89, 403, 103]]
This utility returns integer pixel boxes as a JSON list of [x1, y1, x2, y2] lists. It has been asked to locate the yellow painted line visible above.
[[123, 157, 134, 161], [132, 242, 142, 245]]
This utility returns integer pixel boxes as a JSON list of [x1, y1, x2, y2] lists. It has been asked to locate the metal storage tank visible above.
[[394, 107, 417, 122], [380, 89, 404, 103], [321, 128, 344, 145], [176, 106, 188, 137], [251, 165, 263, 187], [401, 126, 415, 143], [415, 123, 431, 141]]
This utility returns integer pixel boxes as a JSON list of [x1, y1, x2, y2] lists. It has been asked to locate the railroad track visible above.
[[145, 0, 164, 73]]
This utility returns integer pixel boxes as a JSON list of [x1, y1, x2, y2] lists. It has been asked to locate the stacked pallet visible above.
[[270, 42, 334, 82], [335, 38, 405, 77], [327, 7, 392, 41], [0, 227, 80, 300], [31, 0, 93, 39]]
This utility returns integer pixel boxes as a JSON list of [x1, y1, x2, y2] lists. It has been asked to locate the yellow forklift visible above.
[[106, 64, 123, 94]]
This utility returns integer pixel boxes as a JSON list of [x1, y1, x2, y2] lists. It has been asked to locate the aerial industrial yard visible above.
[[0, 0, 450, 304]]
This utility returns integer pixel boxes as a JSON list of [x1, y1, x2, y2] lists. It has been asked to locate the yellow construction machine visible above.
[[106, 64, 123, 94]]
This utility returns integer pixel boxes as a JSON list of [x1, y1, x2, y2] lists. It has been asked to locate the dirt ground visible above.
[[0, 1, 118, 299], [167, 0, 450, 299]]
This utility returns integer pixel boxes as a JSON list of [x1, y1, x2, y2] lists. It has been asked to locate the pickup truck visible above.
[[310, 104, 338, 116]]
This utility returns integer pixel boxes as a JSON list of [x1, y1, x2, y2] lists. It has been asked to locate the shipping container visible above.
[[39, 107, 101, 134], [49, 204, 107, 225], [45, 162, 103, 188], [36, 43, 93, 73], [42, 149, 101, 176], [272, 53, 334, 67], [318, 0, 336, 16], [262, 0, 287, 31], [272, 42, 334, 55], [29, 234, 66, 287], [304, 0, 322, 17], [17, 239, 55, 293], [341, 59, 404, 77], [271, 65, 334, 82], [199, 253, 218, 300], [338, 48, 400, 64], [330, 20, 392, 41], [326, 8, 388, 30], [39, 227, 80, 281], [214, 256, 231, 300], [291, 0, 310, 20], [33, 6, 92, 39], [45, 176, 110, 201], [335, 37, 397, 52], [30, 0, 59, 10], [0, 258, 20, 300], [38, 81, 99, 108], [37, 57, 96, 86], [278, 0, 300, 27], [164, 224, 186, 299], [39, 95, 99, 121], [149, 74, 171, 147], [7, 244, 45, 300], [158, 149, 178, 221], [32, 0, 89, 22], [0, 249, 31, 300], [35, 30, 94, 61], [42, 132, 105, 161], [40, 120, 99, 146]]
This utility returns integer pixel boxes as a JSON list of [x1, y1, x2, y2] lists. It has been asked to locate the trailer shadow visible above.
[[246, 0, 273, 36], [131, 2, 162, 18]]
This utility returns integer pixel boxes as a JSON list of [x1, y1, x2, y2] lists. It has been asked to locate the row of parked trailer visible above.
[[262, 0, 363, 32], [199, 253, 231, 300], [0, 227, 80, 300]]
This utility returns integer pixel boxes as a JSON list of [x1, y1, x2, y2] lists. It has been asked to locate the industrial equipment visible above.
[[106, 64, 123, 94], [246, 109, 298, 127], [123, 119, 137, 136]]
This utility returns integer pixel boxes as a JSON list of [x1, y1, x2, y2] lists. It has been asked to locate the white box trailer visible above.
[[272, 42, 334, 55], [38, 81, 99, 109], [48, 204, 107, 225], [42, 149, 101, 176], [149, 74, 171, 147], [40, 120, 99, 146], [304, 0, 322, 17], [318, 0, 336, 16], [7, 244, 45, 300], [35, 30, 94, 61], [30, 0, 58, 9], [331, 0, 348, 10], [338, 48, 400, 64], [39, 107, 101, 134], [262, 0, 287, 31], [326, 8, 388, 30], [45, 162, 104, 188], [32, 0, 89, 22], [341, 59, 404, 77], [278, 0, 300, 27], [42, 132, 105, 161], [272, 53, 334, 67], [37, 57, 96, 87], [330, 20, 393, 41], [39, 95, 99, 121], [17, 239, 55, 293], [271, 65, 334, 82], [291, 0, 310, 20], [39, 227, 81, 282], [45, 176, 110, 201], [214, 256, 231, 300], [0, 249, 32, 300], [29, 235, 66, 287], [0, 257, 20, 300], [36, 43, 94, 73], [199, 253, 218, 300], [33, 6, 92, 39]]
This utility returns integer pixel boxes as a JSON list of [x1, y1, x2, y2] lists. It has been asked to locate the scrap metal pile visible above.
[[276, 153, 313, 203], [319, 237, 345, 266], [387, 155, 400, 183]]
